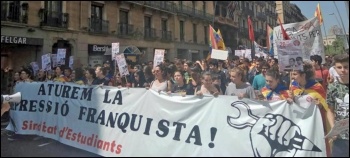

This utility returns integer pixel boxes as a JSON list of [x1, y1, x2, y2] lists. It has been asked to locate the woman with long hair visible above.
[[170, 70, 191, 95], [132, 70, 146, 88], [143, 65, 154, 87], [196, 71, 221, 97], [290, 62, 334, 157], [261, 69, 292, 102], [84, 68, 97, 85], [150, 64, 172, 92]]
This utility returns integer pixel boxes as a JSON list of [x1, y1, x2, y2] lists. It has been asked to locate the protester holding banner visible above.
[[35, 69, 46, 82], [290, 62, 334, 157], [132, 70, 146, 88], [94, 66, 110, 86], [326, 54, 349, 157], [143, 65, 154, 87], [170, 70, 191, 96], [83, 68, 97, 86], [261, 69, 292, 103], [150, 65, 172, 92], [20, 68, 33, 82], [53, 66, 68, 82], [225, 67, 255, 99], [196, 71, 221, 97]]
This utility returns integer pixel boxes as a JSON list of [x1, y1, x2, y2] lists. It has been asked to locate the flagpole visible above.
[[318, 2, 329, 53], [212, 1, 217, 28], [333, 1, 349, 48]]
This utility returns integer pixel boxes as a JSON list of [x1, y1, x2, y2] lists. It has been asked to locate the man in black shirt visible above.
[[209, 60, 227, 94]]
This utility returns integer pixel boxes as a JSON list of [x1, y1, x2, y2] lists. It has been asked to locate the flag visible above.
[[247, 16, 255, 41], [207, 25, 218, 60], [278, 16, 290, 40], [266, 24, 274, 56], [261, 84, 290, 100], [314, 3, 323, 25], [227, 1, 238, 19], [217, 29, 226, 50]]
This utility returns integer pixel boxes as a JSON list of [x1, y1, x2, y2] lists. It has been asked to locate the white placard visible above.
[[244, 49, 252, 61], [235, 50, 245, 57], [41, 54, 51, 71], [57, 49, 66, 66], [211, 49, 228, 60], [111, 43, 120, 61], [276, 39, 304, 71], [69, 56, 74, 69], [325, 118, 349, 138], [30, 62, 40, 76], [116, 53, 129, 76], [153, 49, 165, 68], [51, 54, 58, 68]]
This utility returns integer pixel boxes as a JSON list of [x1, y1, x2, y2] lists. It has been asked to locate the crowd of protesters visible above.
[[1, 52, 349, 157]]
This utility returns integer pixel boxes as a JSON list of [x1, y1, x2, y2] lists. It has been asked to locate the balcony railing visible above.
[[144, 27, 157, 39], [39, 10, 68, 28], [117, 23, 134, 36], [255, 1, 265, 6], [176, 4, 213, 21], [1, 2, 28, 23], [242, 6, 254, 16], [159, 30, 172, 41], [127, 1, 176, 13], [89, 18, 109, 34]]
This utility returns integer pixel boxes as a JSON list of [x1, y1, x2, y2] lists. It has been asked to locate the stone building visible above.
[[1, 1, 214, 71]]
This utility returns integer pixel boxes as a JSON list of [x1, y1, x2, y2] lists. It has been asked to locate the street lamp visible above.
[[329, 13, 341, 30]]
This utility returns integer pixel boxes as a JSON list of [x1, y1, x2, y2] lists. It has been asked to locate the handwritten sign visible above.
[[325, 118, 349, 138], [57, 49, 66, 66], [211, 49, 228, 60], [153, 49, 165, 68], [116, 53, 129, 76], [111, 43, 120, 60], [41, 54, 51, 71]]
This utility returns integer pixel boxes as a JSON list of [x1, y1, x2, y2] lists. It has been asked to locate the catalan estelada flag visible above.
[[261, 84, 290, 100], [266, 24, 274, 56], [314, 3, 323, 25], [290, 80, 328, 111], [217, 29, 226, 50]]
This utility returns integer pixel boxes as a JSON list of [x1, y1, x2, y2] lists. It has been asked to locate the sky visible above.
[[291, 1, 349, 37]]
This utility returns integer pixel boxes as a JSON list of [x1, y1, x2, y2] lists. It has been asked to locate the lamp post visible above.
[[329, 13, 341, 29], [333, 1, 349, 49]]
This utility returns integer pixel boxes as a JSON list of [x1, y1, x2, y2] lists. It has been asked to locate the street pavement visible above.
[[1, 121, 101, 157]]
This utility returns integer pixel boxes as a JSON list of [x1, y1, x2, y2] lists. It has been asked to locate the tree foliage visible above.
[[324, 37, 347, 56]]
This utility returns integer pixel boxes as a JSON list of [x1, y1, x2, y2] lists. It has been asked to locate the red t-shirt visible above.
[[314, 68, 329, 90]]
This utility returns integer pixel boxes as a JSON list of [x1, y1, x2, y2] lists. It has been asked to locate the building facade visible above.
[[276, 1, 307, 24], [1, 1, 214, 71], [213, 1, 277, 52]]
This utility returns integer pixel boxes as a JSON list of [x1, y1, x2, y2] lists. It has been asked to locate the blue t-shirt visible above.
[[252, 74, 266, 90]]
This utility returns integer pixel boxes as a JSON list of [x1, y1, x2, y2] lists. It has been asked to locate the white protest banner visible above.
[[153, 49, 165, 68], [30, 62, 40, 76], [211, 49, 228, 60], [273, 17, 324, 63], [325, 118, 349, 138], [51, 54, 58, 68], [57, 48, 66, 66], [41, 54, 51, 71], [7, 82, 327, 157], [116, 53, 129, 76], [244, 49, 252, 61], [234, 50, 244, 57], [111, 43, 120, 61], [276, 39, 304, 71], [69, 56, 74, 69], [254, 41, 268, 58]]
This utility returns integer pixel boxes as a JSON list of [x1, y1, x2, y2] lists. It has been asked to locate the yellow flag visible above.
[[314, 3, 323, 25], [216, 29, 226, 50]]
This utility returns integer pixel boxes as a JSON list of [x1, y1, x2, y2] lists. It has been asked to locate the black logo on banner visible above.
[[227, 101, 321, 157]]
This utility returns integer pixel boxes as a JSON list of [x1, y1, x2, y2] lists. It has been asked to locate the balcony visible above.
[[159, 30, 172, 42], [255, 1, 265, 6], [89, 18, 109, 34], [39, 10, 68, 28], [242, 6, 254, 16], [117, 23, 134, 37], [1, 2, 28, 24], [176, 4, 213, 21], [144, 27, 157, 40], [127, 1, 176, 13], [256, 12, 266, 21]]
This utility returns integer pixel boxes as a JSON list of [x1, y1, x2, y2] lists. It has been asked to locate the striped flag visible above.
[[314, 3, 323, 25], [227, 1, 238, 19], [217, 29, 226, 50]]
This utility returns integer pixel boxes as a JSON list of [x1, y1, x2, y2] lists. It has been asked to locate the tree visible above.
[[325, 37, 345, 55]]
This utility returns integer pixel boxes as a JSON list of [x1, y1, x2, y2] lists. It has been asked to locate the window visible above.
[[45, 1, 62, 13], [5, 1, 21, 22], [144, 16, 151, 28], [203, 2, 206, 14], [144, 16, 152, 38], [180, 21, 184, 41], [161, 19, 167, 31], [242, 19, 246, 28], [222, 6, 227, 17], [193, 24, 197, 43], [91, 4, 102, 19], [204, 26, 208, 44], [215, 4, 220, 16], [119, 10, 128, 24]]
